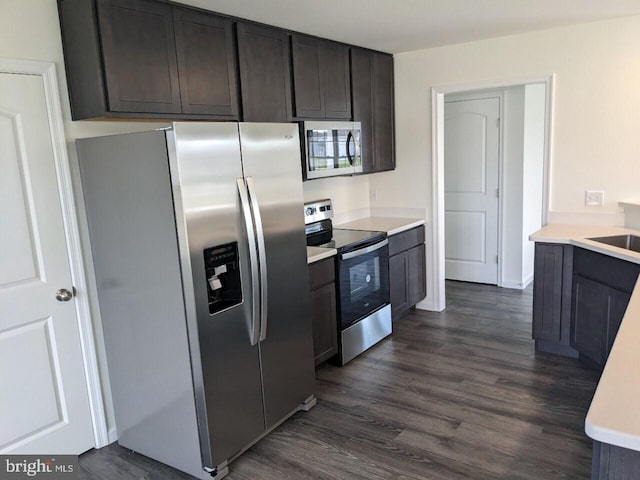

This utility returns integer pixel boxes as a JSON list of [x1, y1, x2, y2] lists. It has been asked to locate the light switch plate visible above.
[[585, 190, 604, 206]]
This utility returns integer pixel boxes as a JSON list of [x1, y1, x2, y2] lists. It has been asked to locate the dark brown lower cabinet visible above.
[[572, 275, 631, 368], [389, 226, 426, 320], [593, 441, 640, 479], [532, 243, 578, 357], [308, 258, 338, 366], [570, 247, 639, 369], [571, 275, 611, 365]]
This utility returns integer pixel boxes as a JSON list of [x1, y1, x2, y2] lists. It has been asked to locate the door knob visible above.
[[55, 288, 74, 302]]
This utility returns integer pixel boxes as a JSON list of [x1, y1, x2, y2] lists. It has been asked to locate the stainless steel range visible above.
[[305, 199, 392, 365]]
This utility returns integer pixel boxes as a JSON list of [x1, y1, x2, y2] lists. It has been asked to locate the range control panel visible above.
[[304, 198, 333, 225]]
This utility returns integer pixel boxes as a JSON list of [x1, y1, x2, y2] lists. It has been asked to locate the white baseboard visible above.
[[107, 427, 118, 445], [500, 275, 533, 290], [416, 297, 444, 312], [522, 273, 534, 289]]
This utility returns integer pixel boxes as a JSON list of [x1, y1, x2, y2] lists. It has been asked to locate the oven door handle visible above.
[[341, 239, 388, 260]]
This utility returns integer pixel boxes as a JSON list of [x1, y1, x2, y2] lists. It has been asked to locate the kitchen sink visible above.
[[588, 234, 640, 253]]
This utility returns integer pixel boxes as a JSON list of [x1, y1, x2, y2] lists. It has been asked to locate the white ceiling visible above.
[[174, 0, 640, 53]]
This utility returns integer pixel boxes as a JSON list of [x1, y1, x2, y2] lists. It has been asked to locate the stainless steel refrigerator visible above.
[[77, 123, 316, 479]]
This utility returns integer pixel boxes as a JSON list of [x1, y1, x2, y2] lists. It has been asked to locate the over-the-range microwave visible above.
[[303, 121, 362, 180]]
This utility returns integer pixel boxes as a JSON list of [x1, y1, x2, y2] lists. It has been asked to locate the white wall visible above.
[[501, 87, 526, 288], [522, 84, 546, 285], [374, 14, 640, 215], [372, 14, 640, 307], [303, 175, 370, 223], [502, 84, 546, 289]]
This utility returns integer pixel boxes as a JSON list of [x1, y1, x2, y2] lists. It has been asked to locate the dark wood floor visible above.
[[80, 281, 600, 480]]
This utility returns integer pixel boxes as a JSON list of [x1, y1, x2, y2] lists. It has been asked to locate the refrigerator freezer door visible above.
[[238, 123, 316, 428], [168, 123, 266, 467]]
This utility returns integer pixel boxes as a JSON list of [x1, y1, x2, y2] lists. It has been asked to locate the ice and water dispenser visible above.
[[204, 242, 242, 315]]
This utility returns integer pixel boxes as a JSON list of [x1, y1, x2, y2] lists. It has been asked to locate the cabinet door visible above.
[[351, 49, 395, 173], [572, 275, 608, 365], [606, 288, 631, 355], [407, 244, 426, 306], [310, 283, 338, 366], [389, 252, 409, 318], [291, 35, 324, 118], [173, 8, 238, 117], [236, 23, 292, 122], [292, 36, 351, 119], [319, 42, 351, 119], [351, 48, 374, 172], [372, 52, 395, 171], [532, 244, 564, 343], [97, 0, 181, 114]]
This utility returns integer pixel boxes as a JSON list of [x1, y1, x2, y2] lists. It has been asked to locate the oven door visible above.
[[338, 239, 390, 329]]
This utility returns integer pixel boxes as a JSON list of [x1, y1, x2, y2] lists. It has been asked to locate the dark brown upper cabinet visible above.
[[351, 49, 374, 171], [372, 53, 395, 171], [97, 0, 181, 115], [58, 0, 395, 143], [236, 22, 292, 122], [291, 35, 351, 120], [173, 7, 239, 117], [351, 48, 395, 172], [58, 0, 239, 119]]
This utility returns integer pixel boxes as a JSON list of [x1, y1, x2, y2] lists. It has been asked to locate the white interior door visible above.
[[0, 72, 94, 454], [444, 96, 500, 284]]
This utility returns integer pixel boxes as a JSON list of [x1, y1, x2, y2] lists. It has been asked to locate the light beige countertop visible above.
[[306, 246, 337, 265], [530, 224, 640, 450], [586, 278, 640, 451], [335, 216, 425, 236], [530, 224, 640, 265]]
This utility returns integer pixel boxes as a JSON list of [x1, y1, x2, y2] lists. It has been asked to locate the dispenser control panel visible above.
[[203, 242, 242, 315]]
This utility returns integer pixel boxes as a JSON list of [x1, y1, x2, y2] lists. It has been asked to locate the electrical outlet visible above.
[[370, 189, 377, 202], [585, 190, 604, 207]]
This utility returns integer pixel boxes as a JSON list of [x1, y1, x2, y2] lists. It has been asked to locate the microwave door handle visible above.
[[346, 130, 354, 166], [246, 177, 268, 342], [352, 130, 360, 168], [341, 239, 388, 260], [237, 178, 260, 346]]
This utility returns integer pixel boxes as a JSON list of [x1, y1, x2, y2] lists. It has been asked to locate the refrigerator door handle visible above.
[[246, 177, 268, 342], [237, 177, 261, 346]]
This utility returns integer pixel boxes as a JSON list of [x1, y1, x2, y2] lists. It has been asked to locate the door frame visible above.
[[443, 91, 504, 287], [0, 58, 109, 447], [430, 74, 555, 311]]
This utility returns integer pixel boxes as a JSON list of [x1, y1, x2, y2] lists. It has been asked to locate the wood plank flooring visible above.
[[79, 281, 600, 480]]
